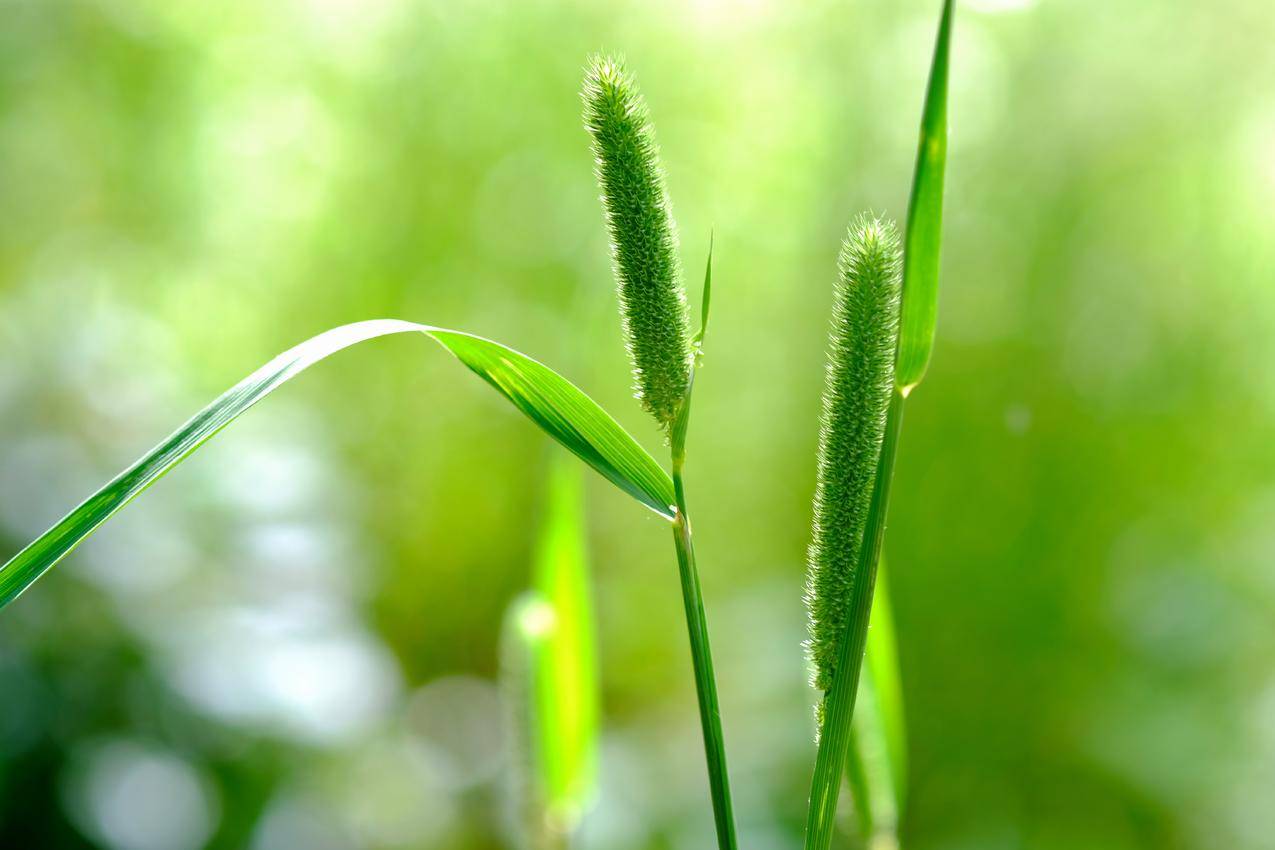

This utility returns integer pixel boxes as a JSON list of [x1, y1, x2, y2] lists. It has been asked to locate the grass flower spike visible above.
[[805, 7, 952, 846], [584, 55, 738, 849], [583, 54, 692, 427], [806, 215, 902, 698]]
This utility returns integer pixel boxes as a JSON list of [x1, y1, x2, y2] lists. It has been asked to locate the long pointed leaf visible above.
[[897, 0, 953, 393], [0, 320, 675, 610]]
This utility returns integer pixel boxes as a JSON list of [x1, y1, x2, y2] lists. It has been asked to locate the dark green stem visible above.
[[670, 407, 738, 850], [804, 389, 905, 850]]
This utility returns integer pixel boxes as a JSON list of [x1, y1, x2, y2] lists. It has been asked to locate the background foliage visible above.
[[1, 0, 1273, 847]]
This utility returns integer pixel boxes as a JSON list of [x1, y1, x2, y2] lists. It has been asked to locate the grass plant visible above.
[[0, 4, 953, 847], [804, 2, 953, 847], [583, 54, 737, 849]]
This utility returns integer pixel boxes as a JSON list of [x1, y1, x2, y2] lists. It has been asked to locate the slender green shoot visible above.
[[503, 595, 557, 849], [845, 560, 907, 848], [673, 238, 714, 459], [668, 240, 738, 850], [502, 459, 599, 848], [692, 231, 713, 357], [531, 459, 599, 829], [864, 561, 907, 815], [668, 460, 737, 850]]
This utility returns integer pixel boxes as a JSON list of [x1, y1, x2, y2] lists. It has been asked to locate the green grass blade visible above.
[[530, 458, 599, 828], [0, 320, 675, 611], [844, 720, 876, 841], [864, 559, 907, 816], [430, 328, 675, 518], [502, 459, 600, 848], [692, 232, 713, 352], [896, 0, 953, 394], [501, 593, 551, 848], [671, 237, 711, 464], [844, 558, 907, 847]]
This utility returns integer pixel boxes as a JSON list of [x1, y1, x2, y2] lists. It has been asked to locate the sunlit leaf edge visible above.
[[0, 319, 675, 610]]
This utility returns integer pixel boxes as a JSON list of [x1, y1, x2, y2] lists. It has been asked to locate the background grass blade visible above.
[[502, 594, 553, 849], [896, 0, 953, 394], [529, 458, 600, 829], [864, 559, 907, 816], [502, 459, 599, 848], [0, 319, 675, 610], [844, 719, 875, 842], [845, 558, 907, 848]]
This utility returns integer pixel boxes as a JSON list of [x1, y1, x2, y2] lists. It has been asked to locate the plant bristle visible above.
[[805, 214, 902, 698], [582, 55, 692, 428]]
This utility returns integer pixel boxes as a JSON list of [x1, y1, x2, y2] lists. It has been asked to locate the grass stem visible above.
[[670, 420, 738, 850]]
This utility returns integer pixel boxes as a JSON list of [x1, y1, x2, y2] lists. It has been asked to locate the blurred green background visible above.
[[2, 0, 1274, 847]]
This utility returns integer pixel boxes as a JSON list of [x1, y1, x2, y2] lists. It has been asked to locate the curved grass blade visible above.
[[844, 720, 876, 842], [431, 328, 674, 517], [896, 0, 953, 394], [0, 320, 675, 610]]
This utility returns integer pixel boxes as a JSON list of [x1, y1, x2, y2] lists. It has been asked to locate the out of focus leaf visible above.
[[503, 459, 599, 846], [865, 560, 907, 813], [846, 558, 908, 846]]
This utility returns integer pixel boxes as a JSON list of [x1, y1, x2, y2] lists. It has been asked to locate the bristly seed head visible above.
[[582, 54, 692, 429], [805, 214, 902, 698]]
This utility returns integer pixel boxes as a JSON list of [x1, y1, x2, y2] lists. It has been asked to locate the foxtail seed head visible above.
[[805, 215, 902, 696], [583, 55, 692, 428]]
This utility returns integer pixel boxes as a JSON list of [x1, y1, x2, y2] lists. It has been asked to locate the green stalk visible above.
[[667, 245, 737, 849], [669, 417, 738, 850], [805, 390, 904, 850]]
